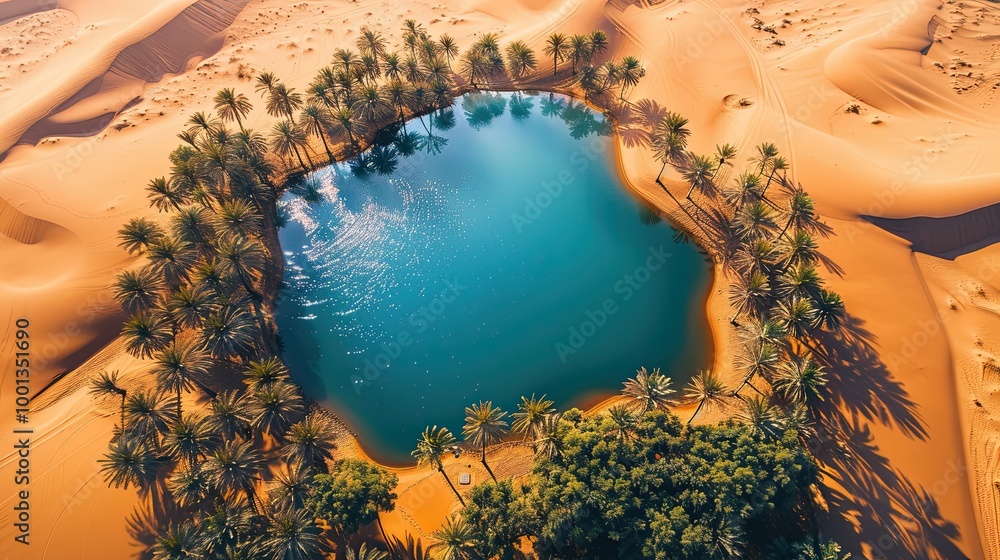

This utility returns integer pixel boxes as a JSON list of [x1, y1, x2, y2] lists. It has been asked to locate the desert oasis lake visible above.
[[277, 91, 712, 462]]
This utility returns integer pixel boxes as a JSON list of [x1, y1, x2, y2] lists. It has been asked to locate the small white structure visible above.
[[459, 473, 471, 485]]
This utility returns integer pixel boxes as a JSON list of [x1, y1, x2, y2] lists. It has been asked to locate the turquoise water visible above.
[[277, 92, 711, 464]]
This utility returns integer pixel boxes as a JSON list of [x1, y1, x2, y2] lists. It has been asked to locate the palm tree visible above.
[[152, 343, 213, 415], [171, 206, 216, 252], [269, 462, 312, 513], [121, 311, 172, 359], [205, 439, 266, 511], [750, 142, 779, 174], [153, 521, 201, 560], [114, 268, 164, 313], [281, 414, 336, 472], [778, 230, 818, 270], [167, 466, 210, 509], [728, 270, 772, 321], [606, 404, 637, 441], [265, 83, 304, 123], [200, 304, 258, 362], [215, 200, 262, 239], [684, 370, 729, 424], [532, 413, 565, 458], [774, 296, 819, 348], [187, 111, 220, 138], [206, 390, 252, 440], [270, 120, 310, 170], [774, 351, 827, 407], [505, 40, 537, 81], [736, 395, 781, 439], [621, 366, 674, 414], [123, 389, 178, 444], [734, 200, 779, 242], [146, 236, 197, 286], [682, 152, 718, 203], [89, 370, 128, 427], [763, 155, 788, 196], [511, 394, 555, 441], [778, 263, 824, 301], [428, 515, 475, 560], [382, 79, 415, 125], [215, 88, 253, 132], [216, 235, 265, 299], [812, 289, 846, 332], [346, 543, 389, 560], [247, 380, 305, 439], [732, 238, 778, 278], [356, 25, 388, 58], [331, 106, 362, 149], [163, 413, 217, 467], [544, 33, 569, 75], [778, 187, 820, 238], [459, 50, 489, 88], [462, 401, 508, 480], [591, 30, 610, 57], [243, 356, 289, 390], [255, 71, 280, 96], [617, 55, 644, 100], [353, 84, 394, 124], [438, 34, 459, 71], [712, 142, 738, 181], [734, 341, 780, 395], [651, 112, 690, 180], [568, 34, 592, 73], [724, 172, 763, 208], [412, 426, 465, 505], [167, 284, 216, 330], [118, 217, 164, 255], [199, 503, 254, 557], [299, 104, 335, 161], [261, 510, 323, 560], [334, 47, 362, 74], [99, 437, 157, 489], [147, 177, 187, 212]]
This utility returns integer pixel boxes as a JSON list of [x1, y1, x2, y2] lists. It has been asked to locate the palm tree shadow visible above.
[[815, 314, 927, 441], [126, 479, 180, 559], [815, 414, 967, 560], [806, 312, 970, 559], [607, 101, 652, 149]]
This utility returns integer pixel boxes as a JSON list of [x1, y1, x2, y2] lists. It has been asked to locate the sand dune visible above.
[[3, 0, 1000, 558]]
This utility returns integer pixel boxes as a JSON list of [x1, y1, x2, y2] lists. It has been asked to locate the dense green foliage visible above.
[[458, 409, 828, 560], [305, 458, 398, 537]]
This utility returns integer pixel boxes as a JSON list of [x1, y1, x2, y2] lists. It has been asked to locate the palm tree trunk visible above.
[[318, 128, 334, 162], [688, 399, 706, 425], [656, 179, 713, 241], [482, 443, 498, 482], [440, 469, 466, 506], [177, 386, 182, 419], [290, 145, 308, 170], [234, 113, 246, 133], [302, 145, 315, 169]]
